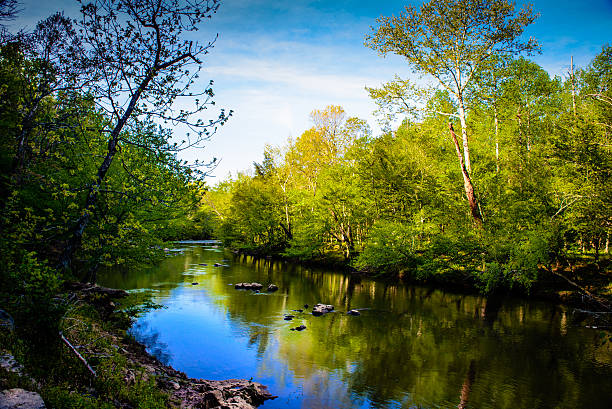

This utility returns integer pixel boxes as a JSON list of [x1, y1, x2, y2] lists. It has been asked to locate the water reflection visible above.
[[99, 245, 612, 409], [130, 321, 172, 365]]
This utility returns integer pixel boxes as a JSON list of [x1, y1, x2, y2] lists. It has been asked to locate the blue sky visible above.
[[11, 0, 612, 181]]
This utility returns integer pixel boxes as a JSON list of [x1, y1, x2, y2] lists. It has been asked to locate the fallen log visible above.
[[60, 331, 96, 377]]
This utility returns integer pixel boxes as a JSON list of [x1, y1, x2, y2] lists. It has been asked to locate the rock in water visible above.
[[312, 303, 334, 316], [290, 325, 307, 331], [283, 315, 294, 321], [0, 389, 46, 409], [347, 309, 361, 316], [267, 284, 279, 292]]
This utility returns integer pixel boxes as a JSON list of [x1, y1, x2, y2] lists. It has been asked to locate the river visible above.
[[98, 241, 612, 409]]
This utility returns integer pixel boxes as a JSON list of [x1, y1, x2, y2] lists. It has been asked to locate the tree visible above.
[[365, 0, 539, 225], [59, 0, 229, 273]]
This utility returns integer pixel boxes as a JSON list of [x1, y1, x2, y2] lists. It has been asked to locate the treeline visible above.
[[204, 47, 611, 293]]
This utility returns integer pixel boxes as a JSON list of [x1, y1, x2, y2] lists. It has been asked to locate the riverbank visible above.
[[232, 247, 612, 312], [0, 283, 275, 408]]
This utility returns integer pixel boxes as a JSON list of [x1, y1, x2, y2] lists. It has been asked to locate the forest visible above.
[[0, 0, 610, 407], [204, 22, 612, 298]]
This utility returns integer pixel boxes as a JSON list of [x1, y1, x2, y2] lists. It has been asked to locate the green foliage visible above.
[[354, 220, 418, 275], [42, 386, 113, 409], [205, 46, 611, 296]]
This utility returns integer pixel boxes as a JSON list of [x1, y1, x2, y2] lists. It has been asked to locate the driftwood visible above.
[[548, 267, 611, 312], [66, 282, 128, 298], [60, 331, 97, 377]]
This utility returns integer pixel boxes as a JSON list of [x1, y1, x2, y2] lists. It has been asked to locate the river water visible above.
[[98, 242, 612, 409]]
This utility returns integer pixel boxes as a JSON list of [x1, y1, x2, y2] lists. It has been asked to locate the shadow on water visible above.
[[99, 244, 612, 409]]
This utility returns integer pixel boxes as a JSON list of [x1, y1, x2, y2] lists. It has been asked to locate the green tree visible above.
[[59, 0, 229, 273], [365, 0, 539, 225]]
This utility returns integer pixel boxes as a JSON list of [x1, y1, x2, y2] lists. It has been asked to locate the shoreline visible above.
[[230, 247, 612, 312], [1, 283, 277, 409], [75, 283, 278, 409]]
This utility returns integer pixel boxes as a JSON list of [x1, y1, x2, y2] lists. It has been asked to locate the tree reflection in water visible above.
[[99, 245, 612, 409]]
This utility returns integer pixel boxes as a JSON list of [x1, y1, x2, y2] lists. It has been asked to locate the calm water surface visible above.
[[98, 242, 612, 409]]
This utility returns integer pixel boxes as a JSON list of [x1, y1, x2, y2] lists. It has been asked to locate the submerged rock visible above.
[[283, 315, 294, 321], [0, 389, 46, 409], [290, 325, 307, 331], [191, 283, 198, 285], [267, 284, 279, 292], [347, 309, 361, 316]]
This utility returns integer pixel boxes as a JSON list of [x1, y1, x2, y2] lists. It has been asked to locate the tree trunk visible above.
[[58, 72, 154, 275], [494, 105, 499, 173], [457, 93, 472, 174], [449, 123, 482, 227], [571, 56, 577, 117]]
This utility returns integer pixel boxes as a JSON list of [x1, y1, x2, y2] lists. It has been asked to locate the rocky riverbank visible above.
[[0, 283, 276, 409]]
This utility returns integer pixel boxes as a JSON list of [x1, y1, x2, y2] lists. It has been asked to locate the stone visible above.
[[347, 310, 361, 316], [267, 284, 279, 292], [312, 303, 334, 316], [191, 282, 198, 285], [0, 389, 46, 409], [249, 283, 263, 291], [290, 325, 306, 331], [0, 353, 24, 377], [283, 315, 294, 321], [198, 263, 207, 266]]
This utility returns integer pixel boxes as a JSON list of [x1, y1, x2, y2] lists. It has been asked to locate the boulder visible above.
[[347, 310, 361, 316], [249, 283, 263, 291], [290, 325, 306, 331], [266, 284, 279, 292], [0, 389, 46, 409], [283, 315, 294, 321]]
